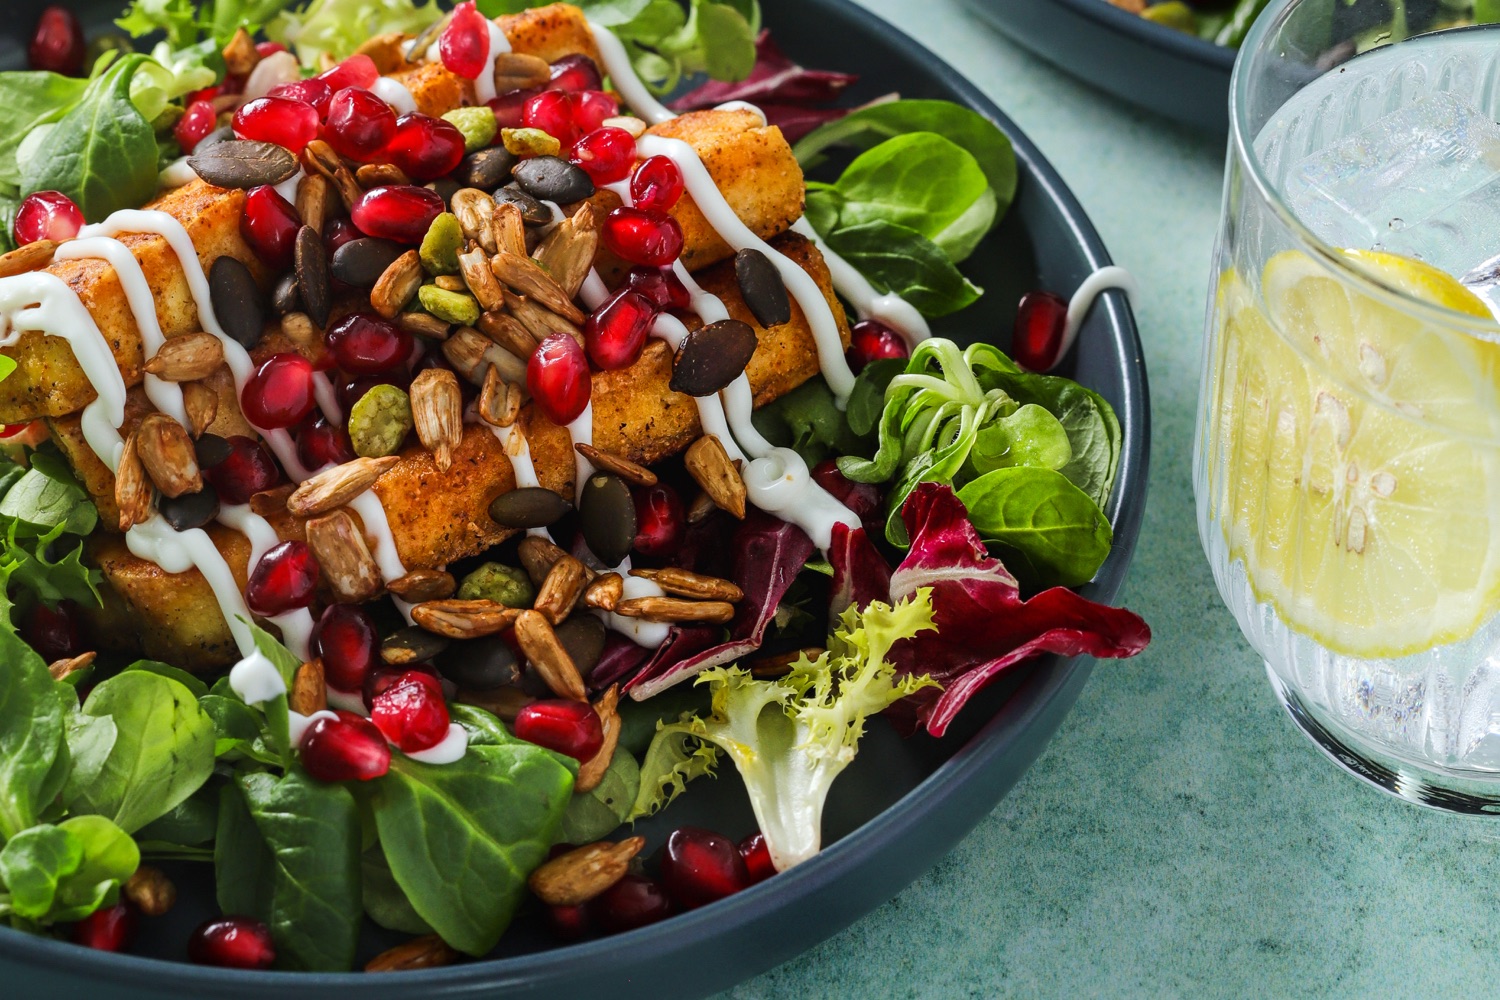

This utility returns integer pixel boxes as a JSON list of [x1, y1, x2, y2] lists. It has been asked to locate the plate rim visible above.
[[1049, 0, 1237, 69], [0, 0, 1151, 990]]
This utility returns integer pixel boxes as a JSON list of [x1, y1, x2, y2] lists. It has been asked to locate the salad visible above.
[[0, 0, 1150, 974], [1114, 0, 1500, 48]]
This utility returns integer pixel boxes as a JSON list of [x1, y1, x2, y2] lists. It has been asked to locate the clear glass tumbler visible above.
[[1195, 0, 1500, 809]]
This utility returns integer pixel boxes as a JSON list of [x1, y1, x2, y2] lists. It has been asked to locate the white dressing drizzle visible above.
[[406, 723, 470, 763], [371, 76, 418, 116], [273, 168, 304, 205], [606, 563, 671, 648], [128, 515, 260, 652], [288, 709, 338, 744], [1058, 265, 1138, 370], [348, 490, 407, 581], [790, 218, 931, 347], [566, 400, 595, 504], [158, 157, 199, 190], [713, 101, 767, 124], [433, 21, 511, 104], [589, 24, 675, 125], [326, 687, 370, 715], [741, 449, 858, 550], [228, 647, 286, 705]]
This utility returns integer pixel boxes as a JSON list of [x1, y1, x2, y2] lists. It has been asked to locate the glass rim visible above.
[[1228, 0, 1500, 337]]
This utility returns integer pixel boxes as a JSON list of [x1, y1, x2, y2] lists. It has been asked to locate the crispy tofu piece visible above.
[[87, 233, 846, 667]]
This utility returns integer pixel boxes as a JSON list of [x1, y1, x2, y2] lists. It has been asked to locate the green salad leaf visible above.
[[0, 815, 138, 923], [361, 844, 435, 935], [957, 467, 1113, 588], [559, 748, 640, 844], [0, 73, 90, 190], [824, 221, 981, 318], [751, 376, 866, 466], [0, 580, 68, 841], [267, 0, 442, 67]]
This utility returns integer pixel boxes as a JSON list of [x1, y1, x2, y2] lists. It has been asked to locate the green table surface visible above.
[[722, 2, 1500, 997]]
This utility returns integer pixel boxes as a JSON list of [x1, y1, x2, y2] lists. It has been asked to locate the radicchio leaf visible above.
[[881, 483, 1150, 736], [828, 521, 889, 619], [624, 512, 815, 701]]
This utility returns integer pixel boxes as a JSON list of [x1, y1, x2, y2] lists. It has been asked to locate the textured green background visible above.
[[722, 1, 1500, 996]]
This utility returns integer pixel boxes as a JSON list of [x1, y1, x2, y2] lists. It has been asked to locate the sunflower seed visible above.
[[306, 508, 383, 603], [289, 657, 327, 715], [518, 535, 570, 587], [356, 162, 411, 189], [534, 553, 588, 625], [492, 51, 551, 93], [476, 309, 538, 360], [365, 935, 459, 973], [629, 566, 744, 602], [221, 27, 259, 76], [458, 246, 506, 311], [513, 609, 587, 701], [295, 172, 330, 233], [531, 202, 598, 298], [576, 685, 621, 793], [136, 413, 203, 498], [410, 367, 463, 471], [613, 596, 736, 624], [478, 364, 522, 428], [685, 434, 747, 519], [490, 250, 586, 324], [287, 456, 400, 517], [387, 568, 456, 602], [0, 239, 59, 278], [574, 442, 656, 487], [115, 432, 153, 531], [527, 836, 643, 906], [412, 599, 521, 639], [369, 249, 423, 319], [123, 865, 176, 917], [583, 572, 623, 612], [143, 333, 223, 382]]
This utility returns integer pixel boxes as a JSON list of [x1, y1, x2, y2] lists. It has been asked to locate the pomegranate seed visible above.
[[845, 318, 909, 374], [246, 541, 319, 616], [20, 600, 83, 661], [312, 604, 378, 692], [241, 353, 316, 429], [297, 414, 356, 470], [256, 41, 287, 58], [233, 96, 321, 154], [523, 90, 581, 146], [572, 90, 619, 133], [269, 77, 334, 118], [384, 113, 466, 181], [72, 903, 137, 952], [28, 6, 84, 76], [661, 827, 750, 909], [240, 185, 302, 270], [632, 483, 685, 557], [545, 903, 592, 941], [626, 266, 690, 311], [738, 832, 776, 884], [326, 313, 413, 375], [322, 87, 397, 161], [527, 333, 591, 425], [300, 710, 391, 781], [570, 127, 636, 185], [513, 700, 602, 762], [371, 670, 451, 753], [362, 663, 433, 710], [351, 185, 445, 244], [810, 458, 881, 520], [222, 73, 247, 97], [584, 288, 655, 371], [174, 100, 219, 155], [322, 216, 361, 257], [317, 54, 380, 94], [14, 191, 82, 245], [440, 1, 491, 79], [188, 917, 276, 969], [630, 155, 684, 214], [591, 873, 672, 934], [601, 207, 683, 267], [205, 436, 282, 505], [187, 85, 221, 106], [1013, 290, 1070, 371], [549, 54, 602, 93], [487, 87, 542, 130]]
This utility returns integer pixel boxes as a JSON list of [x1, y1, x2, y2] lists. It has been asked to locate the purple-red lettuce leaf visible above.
[[828, 521, 889, 619], [670, 31, 857, 113]]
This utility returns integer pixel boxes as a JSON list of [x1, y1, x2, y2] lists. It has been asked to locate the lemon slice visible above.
[[1209, 251, 1500, 658]]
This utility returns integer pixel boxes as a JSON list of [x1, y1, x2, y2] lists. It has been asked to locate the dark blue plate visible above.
[[967, 0, 1236, 132], [0, 0, 1149, 995]]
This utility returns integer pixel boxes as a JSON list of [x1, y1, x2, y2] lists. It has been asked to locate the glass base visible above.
[[1267, 664, 1500, 815]]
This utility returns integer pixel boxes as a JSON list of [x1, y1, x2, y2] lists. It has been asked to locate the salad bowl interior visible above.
[[0, 0, 1148, 995]]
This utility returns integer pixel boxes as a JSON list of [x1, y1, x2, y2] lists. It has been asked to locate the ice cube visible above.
[[1284, 93, 1500, 280]]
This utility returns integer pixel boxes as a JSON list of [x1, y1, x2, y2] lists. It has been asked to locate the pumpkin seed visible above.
[[555, 614, 606, 677], [331, 237, 406, 287], [734, 248, 791, 328], [578, 473, 636, 568], [454, 147, 516, 191], [188, 139, 298, 189], [436, 634, 520, 690], [669, 319, 758, 397], [418, 284, 481, 326], [381, 626, 450, 666], [194, 432, 232, 469], [209, 256, 264, 349], [348, 384, 413, 458], [157, 487, 220, 531], [487, 486, 572, 529], [272, 271, 301, 317], [512, 156, 594, 205], [294, 225, 331, 327], [442, 106, 498, 152], [494, 184, 552, 226], [418, 213, 463, 276]]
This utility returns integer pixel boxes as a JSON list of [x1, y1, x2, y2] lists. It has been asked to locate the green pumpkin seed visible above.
[[348, 384, 413, 458], [418, 284, 481, 326], [457, 561, 537, 608], [442, 107, 499, 153], [419, 212, 464, 276], [502, 127, 562, 158]]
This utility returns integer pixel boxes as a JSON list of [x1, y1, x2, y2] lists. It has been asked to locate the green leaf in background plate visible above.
[[825, 220, 981, 317], [956, 466, 1113, 588]]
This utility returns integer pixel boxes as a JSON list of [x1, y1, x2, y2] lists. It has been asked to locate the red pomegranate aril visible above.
[[810, 458, 881, 520], [362, 663, 439, 709], [322, 215, 361, 257], [221, 73, 247, 97], [487, 88, 537, 130], [630, 155, 684, 214], [175, 100, 219, 155], [187, 85, 220, 106], [241, 352, 316, 429], [240, 185, 302, 269], [572, 90, 619, 133], [72, 903, 137, 952], [317, 54, 380, 94], [738, 832, 776, 884], [632, 483, 685, 557], [28, 6, 84, 76], [601, 207, 684, 267], [584, 288, 655, 371], [246, 540, 319, 616], [661, 826, 750, 909], [20, 600, 83, 662], [269, 77, 334, 117], [233, 96, 321, 154], [205, 436, 282, 505], [297, 414, 356, 470], [569, 127, 636, 184], [188, 917, 276, 970], [384, 113, 466, 181], [440, 1, 491, 79], [1013, 289, 1070, 372], [371, 670, 451, 753], [514, 700, 603, 761], [326, 313, 413, 375], [300, 710, 391, 781], [323, 87, 398, 161], [549, 54, 602, 94], [351, 185, 445, 244], [626, 266, 690, 311], [591, 873, 672, 934], [256, 41, 287, 58], [545, 903, 592, 942], [523, 90, 580, 145], [13, 191, 82, 246], [527, 332, 591, 425], [312, 604, 378, 692], [845, 318, 909, 374]]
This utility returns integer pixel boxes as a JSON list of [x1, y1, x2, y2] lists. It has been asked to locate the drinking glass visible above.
[[1195, 0, 1500, 809]]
